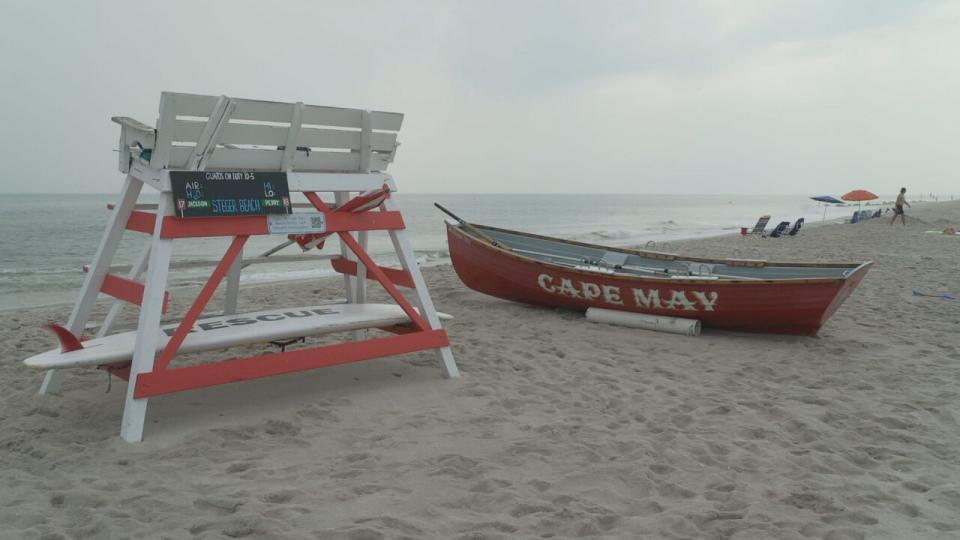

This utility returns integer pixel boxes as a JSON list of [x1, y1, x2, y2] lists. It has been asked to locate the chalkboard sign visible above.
[[170, 171, 292, 218]]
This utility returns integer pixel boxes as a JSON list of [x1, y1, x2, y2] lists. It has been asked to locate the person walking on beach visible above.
[[890, 187, 911, 226]]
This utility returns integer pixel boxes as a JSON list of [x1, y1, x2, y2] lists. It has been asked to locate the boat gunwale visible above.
[[447, 222, 873, 286]]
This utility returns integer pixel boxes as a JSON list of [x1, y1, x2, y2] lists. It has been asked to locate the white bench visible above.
[[114, 92, 402, 174]]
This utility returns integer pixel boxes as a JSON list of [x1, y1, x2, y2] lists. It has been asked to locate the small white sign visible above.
[[267, 213, 326, 234]]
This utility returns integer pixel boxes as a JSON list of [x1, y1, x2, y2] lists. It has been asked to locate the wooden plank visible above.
[[167, 119, 205, 143], [171, 147, 362, 172], [231, 99, 294, 123], [168, 146, 279, 169], [190, 96, 233, 170], [300, 106, 401, 131], [360, 111, 372, 172], [167, 146, 193, 169], [126, 210, 156, 234], [165, 122, 397, 151], [300, 105, 363, 128], [134, 329, 449, 398], [120, 194, 175, 442], [370, 111, 403, 131], [101, 273, 170, 314], [112, 116, 155, 132], [356, 231, 369, 304], [98, 242, 152, 338], [368, 152, 394, 172], [297, 127, 354, 149], [224, 250, 242, 315], [281, 102, 304, 170], [153, 96, 178, 168], [157, 211, 404, 238], [287, 172, 390, 192], [385, 197, 459, 378], [296, 150, 360, 171], [221, 122, 293, 146], [129, 163, 168, 191], [335, 192, 357, 303], [96, 253, 338, 273], [331, 258, 414, 288], [166, 149, 395, 174], [162, 92, 219, 118]]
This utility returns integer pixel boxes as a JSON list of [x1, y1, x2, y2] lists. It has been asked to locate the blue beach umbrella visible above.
[[810, 195, 844, 220]]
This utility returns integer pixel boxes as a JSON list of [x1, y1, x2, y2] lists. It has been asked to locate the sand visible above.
[[2, 202, 959, 539]]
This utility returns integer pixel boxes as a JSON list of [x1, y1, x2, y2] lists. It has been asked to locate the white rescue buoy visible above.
[[585, 307, 701, 336]]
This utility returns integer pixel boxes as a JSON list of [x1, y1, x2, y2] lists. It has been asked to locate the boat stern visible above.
[[816, 261, 873, 330]]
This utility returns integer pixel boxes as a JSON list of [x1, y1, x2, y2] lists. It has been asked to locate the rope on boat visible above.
[[433, 203, 507, 249]]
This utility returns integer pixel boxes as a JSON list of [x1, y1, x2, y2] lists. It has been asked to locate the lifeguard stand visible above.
[[38, 92, 458, 442]]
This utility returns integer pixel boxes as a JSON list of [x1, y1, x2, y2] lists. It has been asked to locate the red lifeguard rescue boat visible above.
[[441, 208, 871, 336]]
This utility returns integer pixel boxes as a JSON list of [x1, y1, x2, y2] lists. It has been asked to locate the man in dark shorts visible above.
[[890, 187, 911, 225]]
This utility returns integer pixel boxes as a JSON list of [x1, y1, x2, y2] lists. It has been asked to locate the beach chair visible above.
[[787, 217, 804, 236], [764, 221, 790, 238], [31, 92, 459, 442], [850, 210, 860, 224], [745, 215, 771, 235]]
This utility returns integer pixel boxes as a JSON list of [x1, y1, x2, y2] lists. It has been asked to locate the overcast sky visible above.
[[1, 0, 957, 195]]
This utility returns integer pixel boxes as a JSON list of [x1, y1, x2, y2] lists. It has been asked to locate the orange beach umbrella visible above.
[[841, 189, 878, 202]]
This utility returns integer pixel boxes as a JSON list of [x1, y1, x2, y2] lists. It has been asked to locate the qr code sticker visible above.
[[311, 217, 323, 228]]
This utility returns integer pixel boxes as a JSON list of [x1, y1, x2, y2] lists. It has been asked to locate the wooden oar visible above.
[[433, 203, 508, 249]]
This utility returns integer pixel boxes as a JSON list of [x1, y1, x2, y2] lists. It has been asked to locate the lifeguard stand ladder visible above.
[[39, 92, 458, 442]]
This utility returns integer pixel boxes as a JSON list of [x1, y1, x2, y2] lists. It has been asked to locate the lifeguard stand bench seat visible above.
[[28, 92, 459, 442]]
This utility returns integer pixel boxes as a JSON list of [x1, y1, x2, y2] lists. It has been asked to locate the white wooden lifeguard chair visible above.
[[33, 92, 459, 442]]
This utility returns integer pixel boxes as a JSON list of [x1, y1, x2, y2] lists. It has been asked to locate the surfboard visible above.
[[25, 303, 450, 370]]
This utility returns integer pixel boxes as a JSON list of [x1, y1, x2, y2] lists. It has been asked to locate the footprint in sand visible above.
[[509, 503, 554, 517], [821, 511, 879, 526], [649, 464, 674, 475], [261, 490, 298, 504], [822, 528, 867, 539], [225, 462, 257, 474], [263, 419, 301, 436], [428, 454, 482, 480], [193, 497, 243, 515], [782, 492, 843, 514], [901, 481, 930, 493]]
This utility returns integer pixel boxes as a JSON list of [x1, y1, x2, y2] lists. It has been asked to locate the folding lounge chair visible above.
[[787, 217, 804, 236], [748, 215, 771, 235], [764, 221, 790, 238]]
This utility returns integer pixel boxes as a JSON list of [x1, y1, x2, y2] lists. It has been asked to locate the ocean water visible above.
[[0, 193, 856, 311]]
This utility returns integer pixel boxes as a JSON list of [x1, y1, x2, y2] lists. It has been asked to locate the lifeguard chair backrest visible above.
[[151, 92, 403, 173]]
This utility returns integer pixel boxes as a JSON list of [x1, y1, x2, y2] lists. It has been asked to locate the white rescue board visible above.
[[25, 304, 450, 370]]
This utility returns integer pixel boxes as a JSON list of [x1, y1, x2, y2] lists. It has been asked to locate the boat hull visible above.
[[447, 224, 870, 336]]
